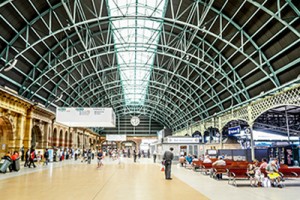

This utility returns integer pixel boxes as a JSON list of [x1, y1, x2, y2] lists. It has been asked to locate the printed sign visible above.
[[56, 107, 116, 127]]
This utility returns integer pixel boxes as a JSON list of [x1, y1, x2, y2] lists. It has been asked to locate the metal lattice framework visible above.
[[176, 84, 300, 136], [0, 0, 299, 132]]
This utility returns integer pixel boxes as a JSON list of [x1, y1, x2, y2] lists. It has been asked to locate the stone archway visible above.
[[221, 119, 250, 149], [0, 116, 14, 157], [31, 125, 42, 149]]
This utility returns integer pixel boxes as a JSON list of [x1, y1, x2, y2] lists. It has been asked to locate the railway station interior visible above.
[[0, 0, 300, 199]]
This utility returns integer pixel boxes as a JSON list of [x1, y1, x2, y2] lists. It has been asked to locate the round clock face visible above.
[[130, 116, 140, 126]]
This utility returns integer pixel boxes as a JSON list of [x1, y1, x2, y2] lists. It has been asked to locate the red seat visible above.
[[228, 168, 249, 186], [279, 167, 300, 178]]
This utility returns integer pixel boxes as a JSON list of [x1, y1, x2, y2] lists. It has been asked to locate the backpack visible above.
[[44, 151, 49, 158], [31, 152, 36, 159]]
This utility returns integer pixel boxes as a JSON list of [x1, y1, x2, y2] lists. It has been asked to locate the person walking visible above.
[[153, 150, 157, 163], [28, 149, 36, 168], [43, 149, 49, 165], [24, 148, 30, 167], [163, 147, 174, 180], [97, 149, 104, 168], [20, 146, 24, 161], [133, 149, 137, 163]]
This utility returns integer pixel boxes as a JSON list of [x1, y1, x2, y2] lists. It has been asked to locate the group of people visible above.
[[2, 151, 20, 172], [247, 158, 283, 188], [23, 148, 50, 168], [162, 149, 284, 188], [179, 154, 198, 167]]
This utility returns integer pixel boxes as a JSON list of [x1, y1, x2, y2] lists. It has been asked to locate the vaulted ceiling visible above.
[[0, 0, 299, 131]]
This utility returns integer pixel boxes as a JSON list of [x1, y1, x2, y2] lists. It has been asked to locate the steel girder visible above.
[[0, 0, 299, 131]]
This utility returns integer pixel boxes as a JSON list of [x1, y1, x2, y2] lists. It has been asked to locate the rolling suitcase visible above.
[[12, 158, 20, 171], [0, 159, 11, 173]]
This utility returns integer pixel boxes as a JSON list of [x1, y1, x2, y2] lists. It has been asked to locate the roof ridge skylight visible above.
[[107, 0, 167, 106]]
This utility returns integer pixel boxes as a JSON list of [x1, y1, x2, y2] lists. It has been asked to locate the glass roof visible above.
[[107, 0, 166, 105]]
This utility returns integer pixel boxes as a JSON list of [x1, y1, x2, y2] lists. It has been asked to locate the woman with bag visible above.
[[247, 161, 256, 187]]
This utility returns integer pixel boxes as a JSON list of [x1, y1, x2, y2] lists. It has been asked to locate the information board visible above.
[[56, 107, 116, 127], [106, 134, 126, 141]]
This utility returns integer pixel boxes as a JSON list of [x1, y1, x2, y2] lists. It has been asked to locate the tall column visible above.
[[248, 105, 255, 161], [249, 124, 255, 161], [14, 113, 26, 151], [218, 117, 223, 149], [43, 122, 51, 149], [23, 110, 33, 149], [81, 132, 85, 149], [200, 123, 205, 143]]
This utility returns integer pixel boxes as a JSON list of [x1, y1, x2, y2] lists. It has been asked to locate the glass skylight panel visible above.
[[107, 0, 166, 105]]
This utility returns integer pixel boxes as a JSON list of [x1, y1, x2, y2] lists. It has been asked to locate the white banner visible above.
[[106, 134, 127, 141], [56, 107, 116, 127], [164, 137, 199, 143]]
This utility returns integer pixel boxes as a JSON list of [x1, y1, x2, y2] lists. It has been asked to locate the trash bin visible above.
[[0, 157, 12, 173], [12, 157, 20, 171]]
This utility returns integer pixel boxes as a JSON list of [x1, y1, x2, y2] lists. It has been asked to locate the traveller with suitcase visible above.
[[11, 151, 20, 171], [0, 153, 12, 173]]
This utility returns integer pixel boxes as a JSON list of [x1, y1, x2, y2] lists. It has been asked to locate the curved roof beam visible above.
[[198, 0, 282, 88], [1, 1, 298, 97], [3, 1, 299, 90], [246, 0, 299, 37], [25, 46, 227, 111], [70, 78, 201, 120], [93, 94, 189, 129], [17, 22, 250, 102], [4, 14, 262, 96]]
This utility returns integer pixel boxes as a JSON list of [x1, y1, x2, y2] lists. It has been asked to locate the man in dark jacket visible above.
[[43, 149, 49, 165], [163, 147, 174, 180]]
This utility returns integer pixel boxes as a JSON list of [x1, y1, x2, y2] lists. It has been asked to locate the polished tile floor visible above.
[[0, 157, 300, 200]]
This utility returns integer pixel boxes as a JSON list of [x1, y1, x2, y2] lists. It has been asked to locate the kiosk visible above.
[[154, 136, 203, 163]]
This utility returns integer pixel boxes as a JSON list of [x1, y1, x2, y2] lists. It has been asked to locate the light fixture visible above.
[[0, 59, 18, 72], [201, 26, 206, 33], [54, 94, 63, 102]]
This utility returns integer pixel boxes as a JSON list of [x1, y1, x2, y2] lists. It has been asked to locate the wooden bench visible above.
[[227, 168, 249, 186], [202, 163, 213, 175], [212, 165, 228, 179], [279, 167, 300, 179], [192, 160, 202, 171]]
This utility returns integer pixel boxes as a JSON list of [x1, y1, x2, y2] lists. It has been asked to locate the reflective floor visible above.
[[1, 158, 300, 200], [0, 158, 208, 200]]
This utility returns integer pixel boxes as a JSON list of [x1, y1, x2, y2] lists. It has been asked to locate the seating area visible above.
[[191, 159, 300, 187]]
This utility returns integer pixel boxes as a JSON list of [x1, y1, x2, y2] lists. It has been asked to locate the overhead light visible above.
[[54, 94, 63, 102], [66, 23, 71, 31], [0, 59, 18, 72]]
